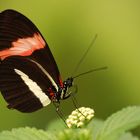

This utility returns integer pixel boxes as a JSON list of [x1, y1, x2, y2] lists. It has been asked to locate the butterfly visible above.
[[0, 9, 73, 113]]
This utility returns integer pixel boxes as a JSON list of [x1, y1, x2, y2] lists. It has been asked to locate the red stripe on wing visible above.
[[0, 33, 45, 60]]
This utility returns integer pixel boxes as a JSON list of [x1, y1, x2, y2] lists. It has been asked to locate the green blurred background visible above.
[[0, 0, 140, 136]]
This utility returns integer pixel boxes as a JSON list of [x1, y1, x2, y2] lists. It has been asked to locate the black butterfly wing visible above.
[[0, 56, 53, 112], [0, 9, 62, 85], [0, 9, 63, 112]]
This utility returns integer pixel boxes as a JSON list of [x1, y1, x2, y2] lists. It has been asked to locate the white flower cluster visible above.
[[66, 107, 94, 128]]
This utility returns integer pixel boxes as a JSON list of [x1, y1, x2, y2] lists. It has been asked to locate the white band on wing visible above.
[[14, 69, 51, 106]]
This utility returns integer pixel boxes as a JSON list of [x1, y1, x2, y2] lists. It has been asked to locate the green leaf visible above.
[[87, 118, 104, 140], [119, 132, 139, 140], [0, 125, 92, 140], [46, 118, 66, 131], [0, 127, 56, 140], [56, 128, 91, 140], [96, 106, 140, 140]]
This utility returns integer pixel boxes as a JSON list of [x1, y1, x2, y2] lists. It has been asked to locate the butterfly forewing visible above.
[[0, 9, 62, 112]]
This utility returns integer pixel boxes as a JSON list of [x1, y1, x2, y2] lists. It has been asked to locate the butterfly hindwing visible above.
[[0, 56, 53, 112]]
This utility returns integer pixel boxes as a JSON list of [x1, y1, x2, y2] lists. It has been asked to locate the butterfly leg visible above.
[[70, 85, 86, 118], [53, 101, 68, 127]]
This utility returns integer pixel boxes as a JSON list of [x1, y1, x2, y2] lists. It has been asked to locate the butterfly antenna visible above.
[[73, 66, 107, 79], [71, 34, 98, 77]]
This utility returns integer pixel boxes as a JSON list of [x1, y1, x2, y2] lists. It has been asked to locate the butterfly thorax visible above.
[[50, 77, 73, 103]]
